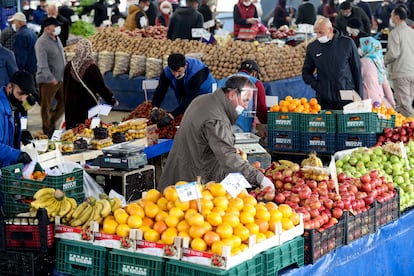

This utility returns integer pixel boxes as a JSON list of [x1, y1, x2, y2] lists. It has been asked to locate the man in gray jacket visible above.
[[384, 6, 414, 117], [158, 75, 274, 192], [35, 17, 66, 136]]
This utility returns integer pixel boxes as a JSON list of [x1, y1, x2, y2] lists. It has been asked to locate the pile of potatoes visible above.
[[64, 27, 308, 82]]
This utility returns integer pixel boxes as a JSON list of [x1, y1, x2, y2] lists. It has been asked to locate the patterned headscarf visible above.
[[70, 39, 94, 81], [359, 37, 386, 85]]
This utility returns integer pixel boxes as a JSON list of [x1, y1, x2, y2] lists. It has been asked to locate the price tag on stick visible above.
[[400, 142, 410, 170], [329, 156, 339, 195], [176, 181, 202, 213], [221, 173, 251, 198]]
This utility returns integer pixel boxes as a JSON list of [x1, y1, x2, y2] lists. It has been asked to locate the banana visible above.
[[279, 159, 295, 167], [71, 201, 89, 219], [70, 204, 93, 227], [65, 208, 75, 221], [82, 206, 96, 229], [92, 201, 104, 223], [99, 199, 112, 218], [33, 188, 55, 200], [47, 199, 61, 218], [16, 211, 37, 217], [110, 197, 122, 212], [31, 193, 53, 209], [59, 198, 72, 218], [66, 197, 77, 210]]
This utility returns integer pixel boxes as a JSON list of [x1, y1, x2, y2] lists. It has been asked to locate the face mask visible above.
[[23, 5, 30, 10], [143, 6, 149, 12], [11, 23, 17, 32], [53, 26, 61, 36], [176, 73, 185, 80], [243, 1, 251, 6], [235, 94, 245, 115], [345, 12, 352, 17], [389, 18, 395, 27], [318, 36, 330, 43], [347, 27, 359, 36], [162, 8, 170, 14], [334, 0, 339, 4], [358, 48, 363, 57]]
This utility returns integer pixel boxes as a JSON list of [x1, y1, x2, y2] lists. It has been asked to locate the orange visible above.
[[240, 211, 255, 224], [228, 198, 244, 211], [208, 183, 226, 197], [153, 221, 168, 234], [211, 206, 226, 216], [144, 229, 160, 242], [116, 223, 130, 238], [156, 197, 169, 211], [229, 235, 242, 248], [255, 208, 270, 221], [288, 103, 296, 112], [207, 212, 222, 226], [127, 214, 143, 229], [200, 198, 214, 211], [187, 212, 204, 226], [125, 203, 145, 217], [270, 209, 283, 222], [201, 208, 212, 217], [280, 106, 289, 112], [142, 216, 154, 228], [139, 225, 151, 233], [189, 225, 207, 239], [255, 218, 269, 233], [279, 100, 287, 107], [163, 186, 179, 202], [174, 199, 190, 211], [265, 230, 275, 239], [189, 200, 198, 210], [242, 195, 257, 206], [278, 204, 293, 218], [177, 220, 190, 232], [216, 223, 233, 239], [155, 210, 169, 222], [300, 97, 308, 105], [239, 244, 248, 252], [204, 231, 221, 246], [265, 202, 278, 211], [169, 207, 184, 219], [256, 232, 267, 244], [213, 196, 229, 210], [184, 209, 198, 220], [165, 215, 179, 228], [233, 225, 250, 242], [102, 219, 118, 235], [161, 227, 178, 245], [114, 208, 129, 225], [231, 247, 242, 256], [178, 231, 191, 239], [242, 204, 256, 216], [191, 238, 207, 251], [175, 181, 188, 186], [201, 221, 212, 232], [211, 240, 225, 255], [222, 213, 240, 227], [290, 212, 301, 226], [201, 190, 214, 200], [309, 98, 318, 106], [145, 189, 162, 203], [281, 217, 294, 231], [144, 202, 159, 218], [103, 215, 115, 224], [285, 95, 293, 102], [245, 223, 259, 235], [167, 200, 175, 210]]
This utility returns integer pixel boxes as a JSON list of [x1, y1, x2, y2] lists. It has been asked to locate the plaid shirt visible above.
[[0, 27, 16, 51]]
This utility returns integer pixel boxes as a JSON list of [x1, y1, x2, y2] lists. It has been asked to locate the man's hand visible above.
[[260, 176, 275, 192], [157, 113, 174, 127], [150, 108, 160, 123], [17, 152, 32, 164]]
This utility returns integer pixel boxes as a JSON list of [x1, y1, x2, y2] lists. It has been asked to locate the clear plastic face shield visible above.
[[239, 87, 257, 118]]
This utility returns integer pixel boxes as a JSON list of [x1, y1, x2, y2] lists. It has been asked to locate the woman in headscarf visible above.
[[63, 39, 119, 129], [273, 0, 291, 28], [156, 0, 173, 27], [359, 36, 396, 108], [233, 0, 259, 38]]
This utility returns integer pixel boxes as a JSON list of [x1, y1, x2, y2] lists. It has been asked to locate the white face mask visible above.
[[235, 94, 245, 115], [346, 27, 360, 36], [318, 35, 330, 43], [176, 73, 185, 80], [143, 6, 149, 12], [23, 5, 30, 10], [11, 23, 17, 32], [243, 1, 251, 6], [53, 26, 61, 36], [357, 48, 363, 57], [161, 8, 170, 14], [389, 18, 395, 27]]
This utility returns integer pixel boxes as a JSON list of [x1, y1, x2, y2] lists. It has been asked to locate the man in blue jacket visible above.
[[302, 17, 363, 110], [0, 44, 18, 88], [0, 70, 35, 168], [151, 53, 216, 127], [9, 12, 37, 76]]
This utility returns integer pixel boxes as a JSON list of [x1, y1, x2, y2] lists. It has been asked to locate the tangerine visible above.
[[144, 229, 160, 242], [213, 196, 229, 210], [125, 203, 144, 217], [161, 227, 178, 245], [243, 195, 257, 206], [142, 216, 154, 228], [116, 223, 130, 238], [165, 215, 179, 228], [203, 231, 221, 246], [188, 212, 204, 226], [145, 189, 162, 203], [177, 220, 190, 232], [169, 207, 184, 219], [255, 208, 270, 221], [216, 223, 233, 239], [281, 217, 294, 231], [228, 198, 244, 211], [222, 213, 240, 227], [189, 225, 207, 238], [245, 223, 259, 235], [163, 186, 179, 201], [174, 199, 190, 211], [184, 209, 198, 220], [207, 212, 222, 226], [144, 202, 159, 218], [155, 210, 169, 222], [102, 219, 118, 235], [240, 211, 255, 224], [290, 212, 301, 226], [211, 241, 225, 255], [191, 238, 207, 251], [156, 197, 169, 211], [233, 225, 250, 241], [127, 214, 143, 229], [114, 208, 129, 225], [208, 183, 226, 197], [153, 221, 168, 234], [278, 204, 293, 218]]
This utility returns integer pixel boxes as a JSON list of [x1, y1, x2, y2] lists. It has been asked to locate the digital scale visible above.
[[92, 142, 147, 170], [234, 133, 271, 168]]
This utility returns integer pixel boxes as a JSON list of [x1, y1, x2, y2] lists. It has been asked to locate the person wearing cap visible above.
[[8, 12, 37, 76], [35, 17, 66, 137], [167, 0, 204, 40], [0, 43, 18, 88], [0, 70, 36, 167], [150, 53, 216, 128], [157, 75, 275, 192], [346, 17, 369, 47], [43, 4, 70, 47], [335, 1, 371, 35], [217, 59, 267, 132]]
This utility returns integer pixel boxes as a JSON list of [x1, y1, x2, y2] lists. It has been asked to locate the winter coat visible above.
[[0, 45, 18, 88], [167, 7, 204, 40], [13, 25, 37, 74], [158, 88, 264, 191]]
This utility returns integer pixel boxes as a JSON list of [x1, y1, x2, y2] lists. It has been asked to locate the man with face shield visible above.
[[157, 75, 275, 192], [302, 17, 363, 110], [150, 53, 216, 127], [0, 70, 36, 168]]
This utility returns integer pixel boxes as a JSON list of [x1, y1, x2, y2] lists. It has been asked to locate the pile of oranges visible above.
[[269, 96, 322, 114], [102, 182, 300, 256], [371, 102, 412, 127]]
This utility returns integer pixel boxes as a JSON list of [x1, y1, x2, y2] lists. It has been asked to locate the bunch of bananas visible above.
[[301, 152, 329, 181], [69, 196, 122, 229], [273, 159, 301, 172], [30, 188, 77, 222], [301, 152, 324, 167]]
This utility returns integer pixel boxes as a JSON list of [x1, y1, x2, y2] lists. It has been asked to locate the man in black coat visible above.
[[58, 1, 75, 26], [167, 0, 204, 40], [296, 0, 317, 25], [302, 17, 363, 110]]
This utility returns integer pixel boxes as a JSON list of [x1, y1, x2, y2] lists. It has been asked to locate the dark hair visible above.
[[168, 53, 186, 71], [224, 75, 255, 94], [339, 1, 351, 10], [394, 6, 408, 20]]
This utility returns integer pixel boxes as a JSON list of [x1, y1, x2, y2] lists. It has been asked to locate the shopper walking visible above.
[[0, 44, 18, 88]]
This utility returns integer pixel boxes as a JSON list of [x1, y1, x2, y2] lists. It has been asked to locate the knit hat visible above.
[[9, 71, 37, 95], [347, 18, 361, 29]]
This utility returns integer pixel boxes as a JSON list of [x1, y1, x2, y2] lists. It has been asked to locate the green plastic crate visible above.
[[337, 113, 395, 133], [165, 253, 263, 276], [55, 239, 108, 276], [268, 112, 301, 132], [262, 236, 304, 276], [108, 249, 165, 276], [300, 112, 337, 133]]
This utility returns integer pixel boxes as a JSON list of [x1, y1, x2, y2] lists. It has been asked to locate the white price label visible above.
[[176, 182, 201, 202], [329, 156, 339, 194], [50, 130, 63, 141], [20, 116, 28, 130], [400, 142, 410, 170], [90, 117, 101, 129], [221, 173, 251, 198]]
